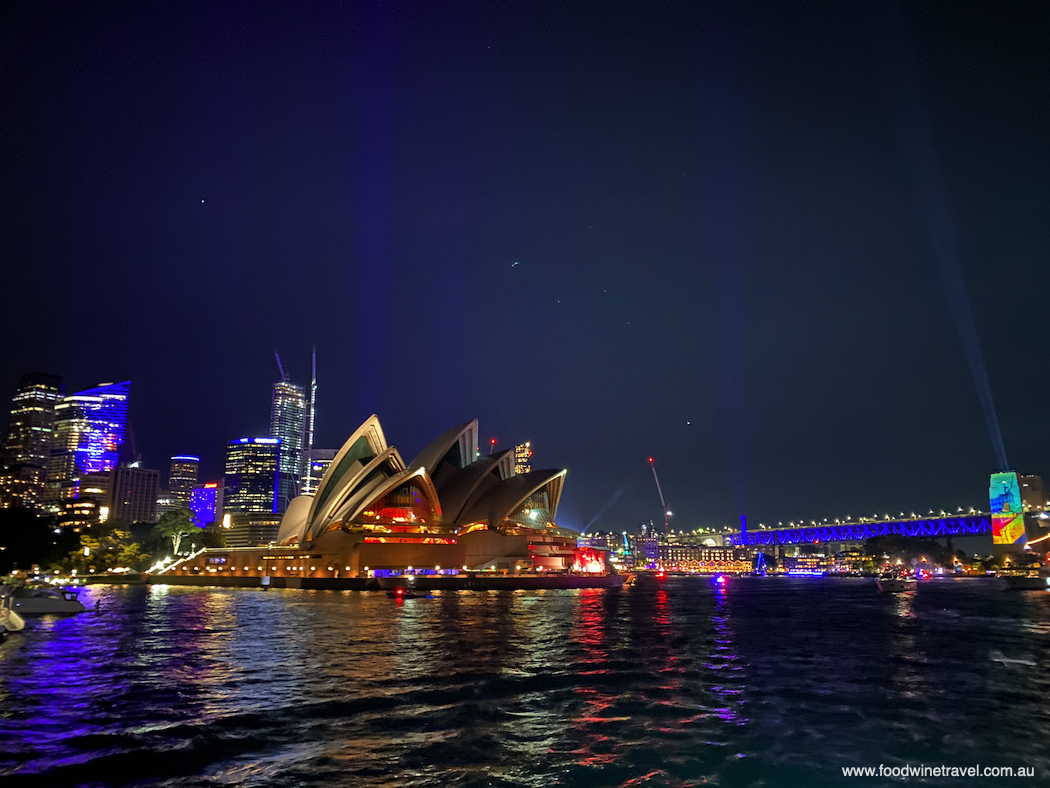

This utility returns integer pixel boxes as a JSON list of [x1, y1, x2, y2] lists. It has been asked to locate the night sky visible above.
[[2, 1, 1047, 533]]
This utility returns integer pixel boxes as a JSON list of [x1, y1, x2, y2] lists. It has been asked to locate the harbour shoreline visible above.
[[138, 573, 625, 591]]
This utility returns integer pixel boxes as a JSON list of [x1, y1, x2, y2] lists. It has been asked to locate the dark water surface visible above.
[[2, 577, 1048, 788]]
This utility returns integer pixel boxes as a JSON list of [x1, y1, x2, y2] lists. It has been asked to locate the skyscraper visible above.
[[0, 373, 63, 509], [3, 373, 63, 467], [224, 437, 280, 514], [270, 379, 306, 512], [107, 463, 160, 523], [190, 482, 224, 526], [514, 441, 533, 476], [301, 448, 337, 495], [168, 456, 200, 505], [44, 381, 130, 509]]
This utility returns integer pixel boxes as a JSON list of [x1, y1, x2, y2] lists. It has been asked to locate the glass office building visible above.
[[270, 380, 306, 512], [45, 381, 130, 509], [224, 438, 281, 514], [168, 455, 200, 505], [1, 372, 63, 509]]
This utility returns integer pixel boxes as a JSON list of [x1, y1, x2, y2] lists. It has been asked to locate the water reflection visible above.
[[2, 580, 1049, 787]]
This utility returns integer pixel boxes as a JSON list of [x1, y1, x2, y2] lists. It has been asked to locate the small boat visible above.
[[386, 588, 420, 599], [0, 584, 87, 614], [0, 596, 25, 632], [876, 574, 917, 592]]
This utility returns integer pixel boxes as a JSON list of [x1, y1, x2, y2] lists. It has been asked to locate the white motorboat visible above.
[[876, 574, 917, 592], [1, 595, 25, 632], [0, 584, 87, 614]]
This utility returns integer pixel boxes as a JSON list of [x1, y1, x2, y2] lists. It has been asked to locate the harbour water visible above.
[[2, 577, 1048, 787]]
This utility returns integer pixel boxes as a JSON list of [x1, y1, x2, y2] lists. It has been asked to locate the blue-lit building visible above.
[[224, 438, 280, 514], [190, 482, 224, 526], [44, 381, 130, 510]]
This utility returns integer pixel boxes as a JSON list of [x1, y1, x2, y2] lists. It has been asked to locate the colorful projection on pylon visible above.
[[990, 472, 1026, 547]]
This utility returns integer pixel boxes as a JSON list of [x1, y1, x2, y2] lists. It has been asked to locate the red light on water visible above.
[[396, 588, 404, 595]]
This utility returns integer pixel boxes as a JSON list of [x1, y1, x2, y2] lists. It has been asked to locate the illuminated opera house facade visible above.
[[164, 416, 602, 581]]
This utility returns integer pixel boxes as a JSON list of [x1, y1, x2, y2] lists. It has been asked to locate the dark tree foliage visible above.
[[0, 508, 79, 574]]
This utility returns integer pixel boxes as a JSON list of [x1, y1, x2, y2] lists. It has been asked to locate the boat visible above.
[[876, 573, 917, 592], [0, 584, 87, 614], [0, 596, 25, 632]]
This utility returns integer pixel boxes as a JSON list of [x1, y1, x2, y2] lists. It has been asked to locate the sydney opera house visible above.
[[162, 416, 605, 583]]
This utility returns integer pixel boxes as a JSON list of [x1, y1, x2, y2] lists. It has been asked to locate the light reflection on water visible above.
[[1, 578, 1048, 787]]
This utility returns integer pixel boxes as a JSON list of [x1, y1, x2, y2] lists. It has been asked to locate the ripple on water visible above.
[[1, 579, 1049, 787]]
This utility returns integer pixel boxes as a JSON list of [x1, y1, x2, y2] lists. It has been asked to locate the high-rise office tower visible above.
[[270, 378, 306, 512], [224, 437, 280, 514], [44, 381, 130, 509], [514, 441, 533, 476], [301, 448, 337, 495], [0, 373, 63, 509], [107, 463, 160, 523], [3, 373, 64, 467], [168, 456, 199, 505]]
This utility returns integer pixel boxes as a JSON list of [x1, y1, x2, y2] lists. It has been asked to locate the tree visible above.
[[0, 508, 78, 574], [201, 528, 226, 549], [155, 509, 197, 555], [55, 527, 151, 574]]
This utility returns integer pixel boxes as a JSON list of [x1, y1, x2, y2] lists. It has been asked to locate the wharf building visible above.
[[162, 416, 593, 581], [43, 381, 130, 515], [656, 543, 751, 573], [0, 373, 63, 510]]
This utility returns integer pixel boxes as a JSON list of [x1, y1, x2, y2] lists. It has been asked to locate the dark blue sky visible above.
[[1, 1, 1047, 532]]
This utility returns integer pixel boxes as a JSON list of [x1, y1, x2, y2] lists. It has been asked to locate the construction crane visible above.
[[274, 350, 288, 381], [648, 457, 671, 536]]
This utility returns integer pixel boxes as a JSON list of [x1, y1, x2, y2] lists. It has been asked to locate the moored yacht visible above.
[[0, 584, 87, 614]]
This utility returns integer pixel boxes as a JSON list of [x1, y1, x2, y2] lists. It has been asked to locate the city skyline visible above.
[[0, 2, 1046, 532]]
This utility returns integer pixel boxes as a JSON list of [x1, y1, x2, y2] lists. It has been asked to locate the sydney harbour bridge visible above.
[[720, 512, 1049, 548]]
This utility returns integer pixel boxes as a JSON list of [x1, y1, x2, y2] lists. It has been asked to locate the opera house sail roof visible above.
[[276, 415, 572, 551]]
